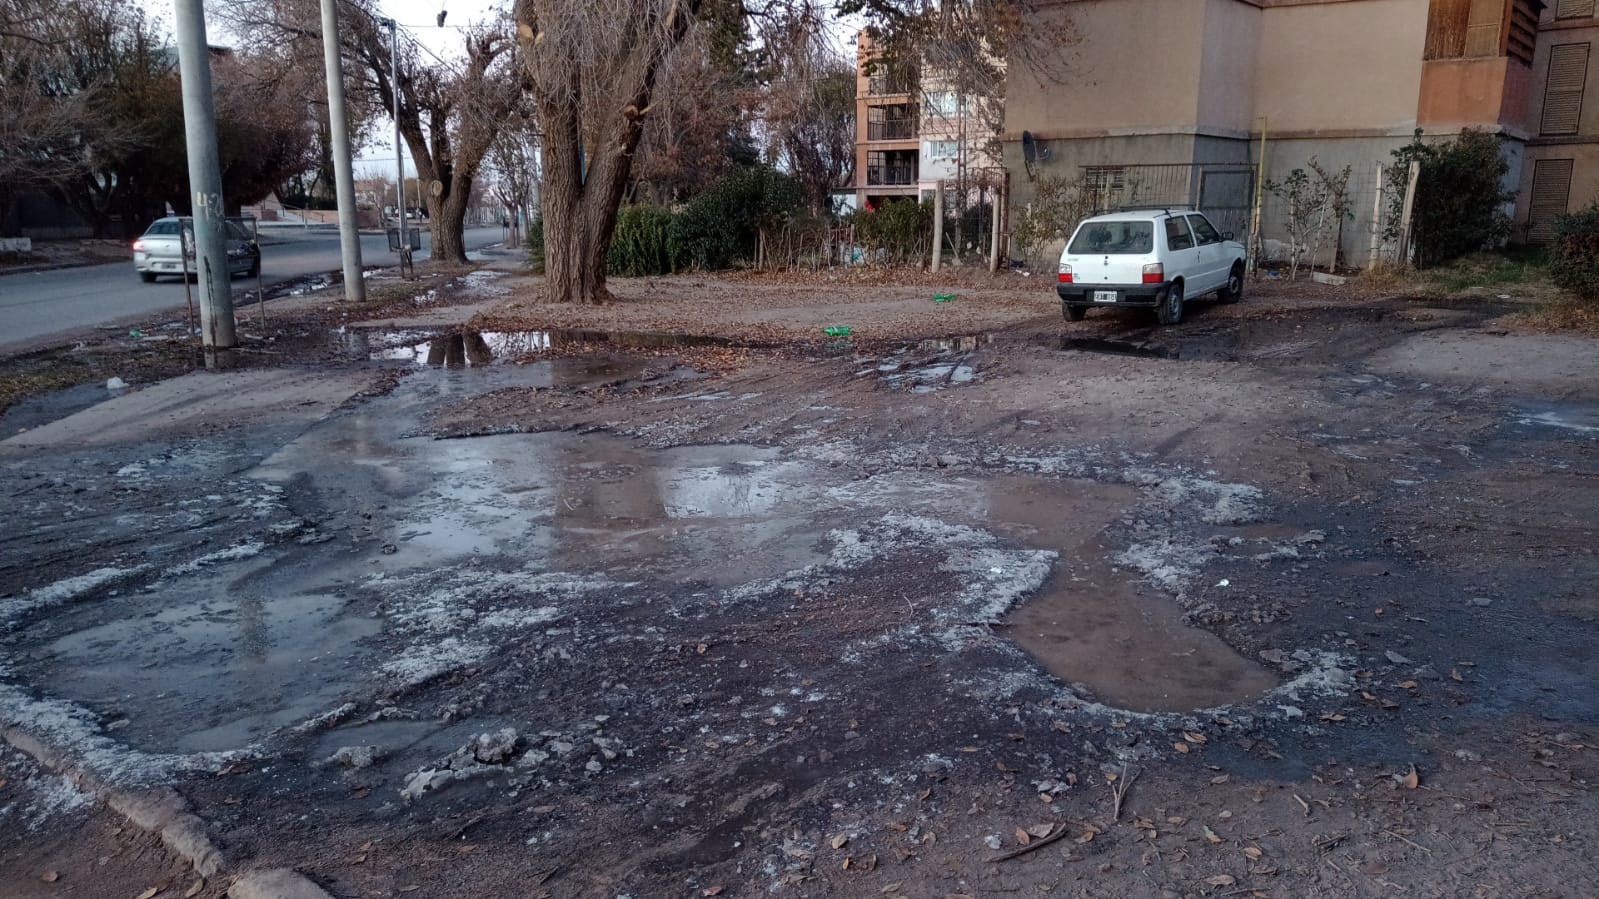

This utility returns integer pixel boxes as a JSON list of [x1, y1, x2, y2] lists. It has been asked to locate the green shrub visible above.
[[672, 165, 805, 270], [1387, 130, 1511, 268], [608, 205, 680, 276], [526, 217, 545, 274], [1550, 202, 1599, 300], [848, 199, 933, 264]]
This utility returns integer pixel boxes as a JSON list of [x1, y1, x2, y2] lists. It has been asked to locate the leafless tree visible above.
[[756, 7, 855, 215], [220, 0, 518, 262]]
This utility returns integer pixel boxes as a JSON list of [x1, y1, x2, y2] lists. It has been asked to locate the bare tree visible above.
[[757, 11, 855, 215], [221, 0, 517, 262]]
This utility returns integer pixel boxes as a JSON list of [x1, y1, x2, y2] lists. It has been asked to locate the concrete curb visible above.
[[0, 722, 333, 899]]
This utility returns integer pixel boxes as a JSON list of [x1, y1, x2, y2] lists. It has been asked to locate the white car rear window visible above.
[[1068, 221, 1154, 255]]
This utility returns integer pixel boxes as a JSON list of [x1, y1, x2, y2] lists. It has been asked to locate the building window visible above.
[[927, 140, 958, 159], [1528, 159, 1575, 241], [1424, 0, 1538, 64], [1542, 43, 1590, 136], [1557, 0, 1596, 19], [925, 92, 959, 118]]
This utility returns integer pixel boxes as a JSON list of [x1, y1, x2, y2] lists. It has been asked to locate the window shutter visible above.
[[1528, 159, 1575, 242], [1542, 44, 1590, 136], [1557, 0, 1596, 20]]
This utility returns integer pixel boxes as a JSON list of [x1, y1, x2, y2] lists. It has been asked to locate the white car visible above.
[[133, 217, 260, 283], [1057, 208, 1245, 325]]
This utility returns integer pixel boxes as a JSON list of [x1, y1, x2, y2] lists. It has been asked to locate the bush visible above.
[[671, 165, 805, 270], [848, 199, 933, 265], [1009, 176, 1096, 269], [608, 205, 680, 276], [1388, 130, 1511, 268], [525, 217, 545, 274], [1550, 202, 1599, 300]]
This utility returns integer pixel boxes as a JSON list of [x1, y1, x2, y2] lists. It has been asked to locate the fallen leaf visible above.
[[1075, 829, 1096, 844], [1361, 691, 1379, 702], [1203, 825, 1223, 844], [1173, 742, 1190, 754], [1206, 874, 1236, 886], [359, 841, 375, 852], [1028, 824, 1055, 838], [830, 834, 849, 850], [1400, 765, 1420, 790], [880, 883, 903, 894], [1014, 827, 1031, 846], [1399, 680, 1419, 689], [695, 643, 708, 654], [1361, 858, 1389, 875], [1167, 816, 1187, 825], [1379, 699, 1400, 710], [1210, 775, 1230, 785], [703, 887, 725, 897], [1184, 731, 1208, 744], [351, 855, 367, 864], [841, 857, 851, 871], [1243, 846, 1263, 860], [41, 871, 59, 883], [183, 881, 204, 899], [135, 889, 160, 899], [1320, 713, 1347, 722], [399, 888, 420, 894], [1452, 668, 1464, 682]]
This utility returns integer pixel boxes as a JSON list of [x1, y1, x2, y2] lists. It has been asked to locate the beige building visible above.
[[1005, 0, 1592, 265], [853, 33, 1004, 209]]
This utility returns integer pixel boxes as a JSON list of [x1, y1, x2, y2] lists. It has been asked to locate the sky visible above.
[[140, 0, 510, 175]]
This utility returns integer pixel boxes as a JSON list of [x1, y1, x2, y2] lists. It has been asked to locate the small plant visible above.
[[1266, 168, 1329, 280], [1549, 201, 1599, 301], [1009, 176, 1097, 269], [1308, 158, 1354, 270]]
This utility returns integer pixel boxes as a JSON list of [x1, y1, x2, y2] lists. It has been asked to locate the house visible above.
[[1004, 0, 1595, 266], [853, 32, 1004, 210]]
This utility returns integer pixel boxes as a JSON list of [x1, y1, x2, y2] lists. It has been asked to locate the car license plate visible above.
[[1093, 290, 1117, 303]]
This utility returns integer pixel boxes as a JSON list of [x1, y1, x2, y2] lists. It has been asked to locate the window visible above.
[[925, 91, 959, 118], [1528, 158, 1575, 242], [927, 140, 958, 159], [1164, 217, 1195, 251], [1557, 0, 1596, 19], [1186, 214, 1221, 245], [1542, 43, 1590, 136], [1067, 221, 1153, 255]]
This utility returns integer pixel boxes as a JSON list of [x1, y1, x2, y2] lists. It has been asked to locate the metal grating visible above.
[[1528, 158, 1574, 242], [1557, 0, 1596, 19], [1542, 43, 1590, 136]]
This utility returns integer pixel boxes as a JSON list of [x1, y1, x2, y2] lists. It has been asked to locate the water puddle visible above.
[[858, 339, 982, 392], [979, 476, 1277, 712], [1514, 400, 1599, 435], [38, 590, 381, 753], [359, 328, 735, 367]]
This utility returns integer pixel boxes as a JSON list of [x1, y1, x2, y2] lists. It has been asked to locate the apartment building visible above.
[[1004, 0, 1593, 265], [853, 33, 1004, 209]]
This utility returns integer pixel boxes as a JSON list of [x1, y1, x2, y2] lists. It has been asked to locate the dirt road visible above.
[[1, 258, 1595, 898]]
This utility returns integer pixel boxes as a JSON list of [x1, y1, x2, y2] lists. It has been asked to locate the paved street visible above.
[[0, 226, 504, 353]]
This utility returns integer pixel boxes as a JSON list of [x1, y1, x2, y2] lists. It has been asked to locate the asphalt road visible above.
[[0, 225, 504, 353]]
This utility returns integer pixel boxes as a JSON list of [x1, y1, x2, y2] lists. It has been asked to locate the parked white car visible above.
[[1057, 208, 1245, 325]]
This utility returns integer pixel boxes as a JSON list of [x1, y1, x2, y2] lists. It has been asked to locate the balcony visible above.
[[867, 73, 916, 96], [867, 119, 917, 141], [867, 164, 917, 186]]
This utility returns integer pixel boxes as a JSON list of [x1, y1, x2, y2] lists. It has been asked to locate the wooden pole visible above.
[[988, 184, 1003, 273], [1397, 159, 1421, 267], [932, 179, 944, 273], [1369, 162, 1386, 269]]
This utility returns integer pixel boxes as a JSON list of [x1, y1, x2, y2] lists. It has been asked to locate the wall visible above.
[[1003, 0, 1209, 140], [1196, 0, 1263, 136], [1254, 0, 1429, 137]]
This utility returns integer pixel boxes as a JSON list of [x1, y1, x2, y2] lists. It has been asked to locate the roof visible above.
[[1080, 207, 1194, 222]]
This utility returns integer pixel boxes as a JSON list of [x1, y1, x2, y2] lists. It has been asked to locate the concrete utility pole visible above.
[[379, 18, 410, 275], [320, 0, 366, 301], [931, 180, 944, 273], [171, 0, 235, 350]]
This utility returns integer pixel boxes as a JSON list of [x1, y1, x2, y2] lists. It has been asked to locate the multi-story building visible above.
[[1003, 0, 1596, 266], [853, 33, 1004, 210]]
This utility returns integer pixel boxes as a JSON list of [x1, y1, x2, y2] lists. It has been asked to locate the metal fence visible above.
[[1078, 161, 1406, 272]]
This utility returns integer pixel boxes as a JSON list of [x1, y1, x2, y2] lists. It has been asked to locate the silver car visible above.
[[134, 217, 261, 283]]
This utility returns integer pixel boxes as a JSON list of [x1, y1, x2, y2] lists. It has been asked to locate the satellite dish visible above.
[[1021, 130, 1041, 180]]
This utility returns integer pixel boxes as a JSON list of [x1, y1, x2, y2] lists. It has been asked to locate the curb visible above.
[[0, 722, 333, 899]]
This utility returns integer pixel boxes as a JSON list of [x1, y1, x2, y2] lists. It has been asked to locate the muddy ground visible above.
[[2, 253, 1598, 898]]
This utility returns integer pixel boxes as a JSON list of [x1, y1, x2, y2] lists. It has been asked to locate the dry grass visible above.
[[1500, 296, 1599, 335]]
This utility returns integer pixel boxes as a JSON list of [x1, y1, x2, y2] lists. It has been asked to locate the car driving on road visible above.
[[1057, 208, 1245, 325], [133, 217, 260, 283]]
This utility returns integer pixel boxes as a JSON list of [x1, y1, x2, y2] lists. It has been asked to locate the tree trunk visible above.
[[429, 173, 473, 264]]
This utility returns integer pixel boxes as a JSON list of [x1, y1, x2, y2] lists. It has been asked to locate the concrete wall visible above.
[[1254, 0, 1428, 137], [1004, 0, 1210, 139], [1196, 0, 1262, 136]]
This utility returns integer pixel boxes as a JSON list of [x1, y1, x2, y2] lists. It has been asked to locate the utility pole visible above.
[[320, 0, 365, 301], [379, 18, 410, 274], [171, 0, 235, 351]]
